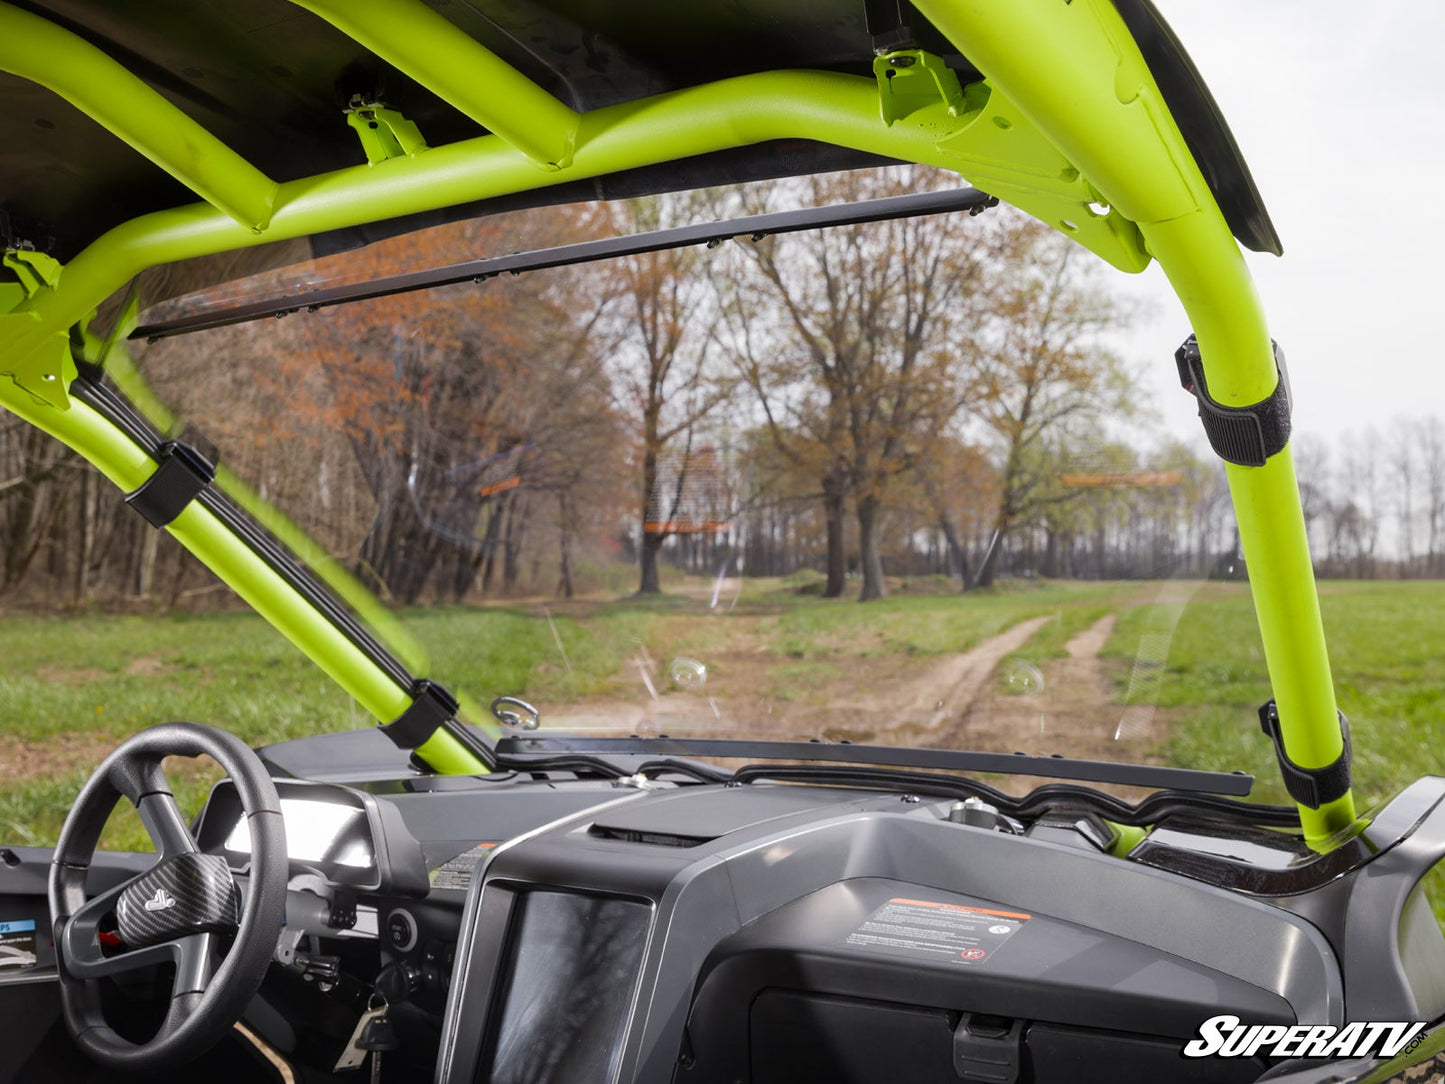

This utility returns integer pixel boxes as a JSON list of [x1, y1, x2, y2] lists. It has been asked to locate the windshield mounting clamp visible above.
[[380, 679, 459, 751], [1258, 699, 1352, 810], [125, 441, 215, 528], [1175, 334, 1291, 468]]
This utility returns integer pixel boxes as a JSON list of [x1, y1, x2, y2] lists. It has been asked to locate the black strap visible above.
[[1257, 699, 1351, 810], [380, 680, 459, 750], [1175, 335, 1291, 467], [124, 442, 215, 528]]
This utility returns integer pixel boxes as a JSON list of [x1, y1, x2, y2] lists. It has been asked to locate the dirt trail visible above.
[[935, 613, 1164, 796], [826, 615, 1055, 739], [539, 614, 1062, 746]]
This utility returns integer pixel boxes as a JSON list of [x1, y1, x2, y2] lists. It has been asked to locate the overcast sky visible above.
[[1109, 1, 1445, 452]]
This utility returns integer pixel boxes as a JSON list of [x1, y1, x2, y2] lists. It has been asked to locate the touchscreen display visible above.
[[482, 891, 652, 1084]]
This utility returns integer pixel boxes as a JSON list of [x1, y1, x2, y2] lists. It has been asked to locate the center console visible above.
[[437, 784, 1338, 1084]]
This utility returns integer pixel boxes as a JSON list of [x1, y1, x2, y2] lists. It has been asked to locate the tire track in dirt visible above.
[[535, 614, 1058, 743], [933, 612, 1166, 796], [820, 615, 1055, 740]]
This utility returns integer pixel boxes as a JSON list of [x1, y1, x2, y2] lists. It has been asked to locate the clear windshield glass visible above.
[[120, 171, 1289, 798]]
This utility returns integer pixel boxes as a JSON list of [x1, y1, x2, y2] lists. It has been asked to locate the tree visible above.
[[1389, 420, 1417, 573], [727, 167, 996, 601], [131, 205, 629, 605], [1422, 418, 1445, 576], [967, 223, 1134, 588], [604, 195, 734, 596]]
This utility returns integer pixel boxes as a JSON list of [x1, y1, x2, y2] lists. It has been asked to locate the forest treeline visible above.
[[0, 169, 1423, 610]]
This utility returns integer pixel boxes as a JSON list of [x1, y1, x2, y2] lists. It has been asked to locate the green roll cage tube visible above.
[[0, 0, 1353, 843]]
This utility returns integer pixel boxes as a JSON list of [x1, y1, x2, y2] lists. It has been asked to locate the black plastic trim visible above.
[[123, 440, 214, 528], [728, 764, 1297, 828], [381, 680, 460, 751], [131, 187, 997, 341], [497, 736, 1254, 795], [1175, 334, 1291, 467], [1131, 821, 1370, 896], [1258, 699, 1352, 810]]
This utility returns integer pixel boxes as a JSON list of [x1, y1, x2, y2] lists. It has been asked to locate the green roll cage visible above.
[[0, 0, 1353, 843]]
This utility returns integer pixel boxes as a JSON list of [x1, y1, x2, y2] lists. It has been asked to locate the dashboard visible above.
[[168, 752, 1445, 1084]]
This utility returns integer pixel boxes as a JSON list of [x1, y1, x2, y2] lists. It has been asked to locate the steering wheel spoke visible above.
[[172, 931, 217, 996], [60, 875, 153, 979], [136, 790, 199, 859]]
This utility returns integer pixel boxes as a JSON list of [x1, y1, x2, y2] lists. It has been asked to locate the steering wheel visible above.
[[47, 722, 287, 1072]]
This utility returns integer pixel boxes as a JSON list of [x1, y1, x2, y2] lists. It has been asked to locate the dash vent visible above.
[[588, 825, 712, 848]]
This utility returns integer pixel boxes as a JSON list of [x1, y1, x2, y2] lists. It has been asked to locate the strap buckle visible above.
[[1175, 335, 1291, 467], [1257, 699, 1351, 810]]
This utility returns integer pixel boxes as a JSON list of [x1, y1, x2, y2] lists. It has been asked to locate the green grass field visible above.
[[1108, 580, 1445, 809], [3, 577, 1444, 896]]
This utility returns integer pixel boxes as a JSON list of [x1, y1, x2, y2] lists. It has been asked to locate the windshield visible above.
[[103, 168, 1301, 799]]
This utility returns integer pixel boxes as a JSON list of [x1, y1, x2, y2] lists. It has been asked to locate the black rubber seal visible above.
[[380, 680, 460, 751], [1258, 699, 1352, 810], [124, 441, 215, 528], [1175, 334, 1291, 467]]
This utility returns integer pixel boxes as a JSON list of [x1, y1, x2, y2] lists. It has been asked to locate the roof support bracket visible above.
[[0, 249, 71, 408], [346, 99, 429, 164], [874, 49, 968, 127]]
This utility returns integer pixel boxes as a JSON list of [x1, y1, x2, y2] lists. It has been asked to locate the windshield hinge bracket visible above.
[[125, 441, 215, 529], [345, 98, 429, 165], [1175, 334, 1292, 467], [380, 679, 459, 751], [1258, 699, 1352, 810]]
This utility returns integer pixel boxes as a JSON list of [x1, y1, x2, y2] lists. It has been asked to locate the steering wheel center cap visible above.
[[114, 852, 241, 948]]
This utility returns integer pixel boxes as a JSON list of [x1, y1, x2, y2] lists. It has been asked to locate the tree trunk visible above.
[[637, 438, 664, 595], [972, 520, 1008, 589], [502, 493, 526, 592], [638, 531, 664, 594], [137, 526, 160, 599], [822, 466, 846, 598], [856, 493, 887, 601], [556, 494, 575, 598]]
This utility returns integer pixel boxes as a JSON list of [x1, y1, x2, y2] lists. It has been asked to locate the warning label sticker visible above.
[[844, 897, 1029, 966], [0, 919, 37, 969], [429, 843, 497, 891]]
